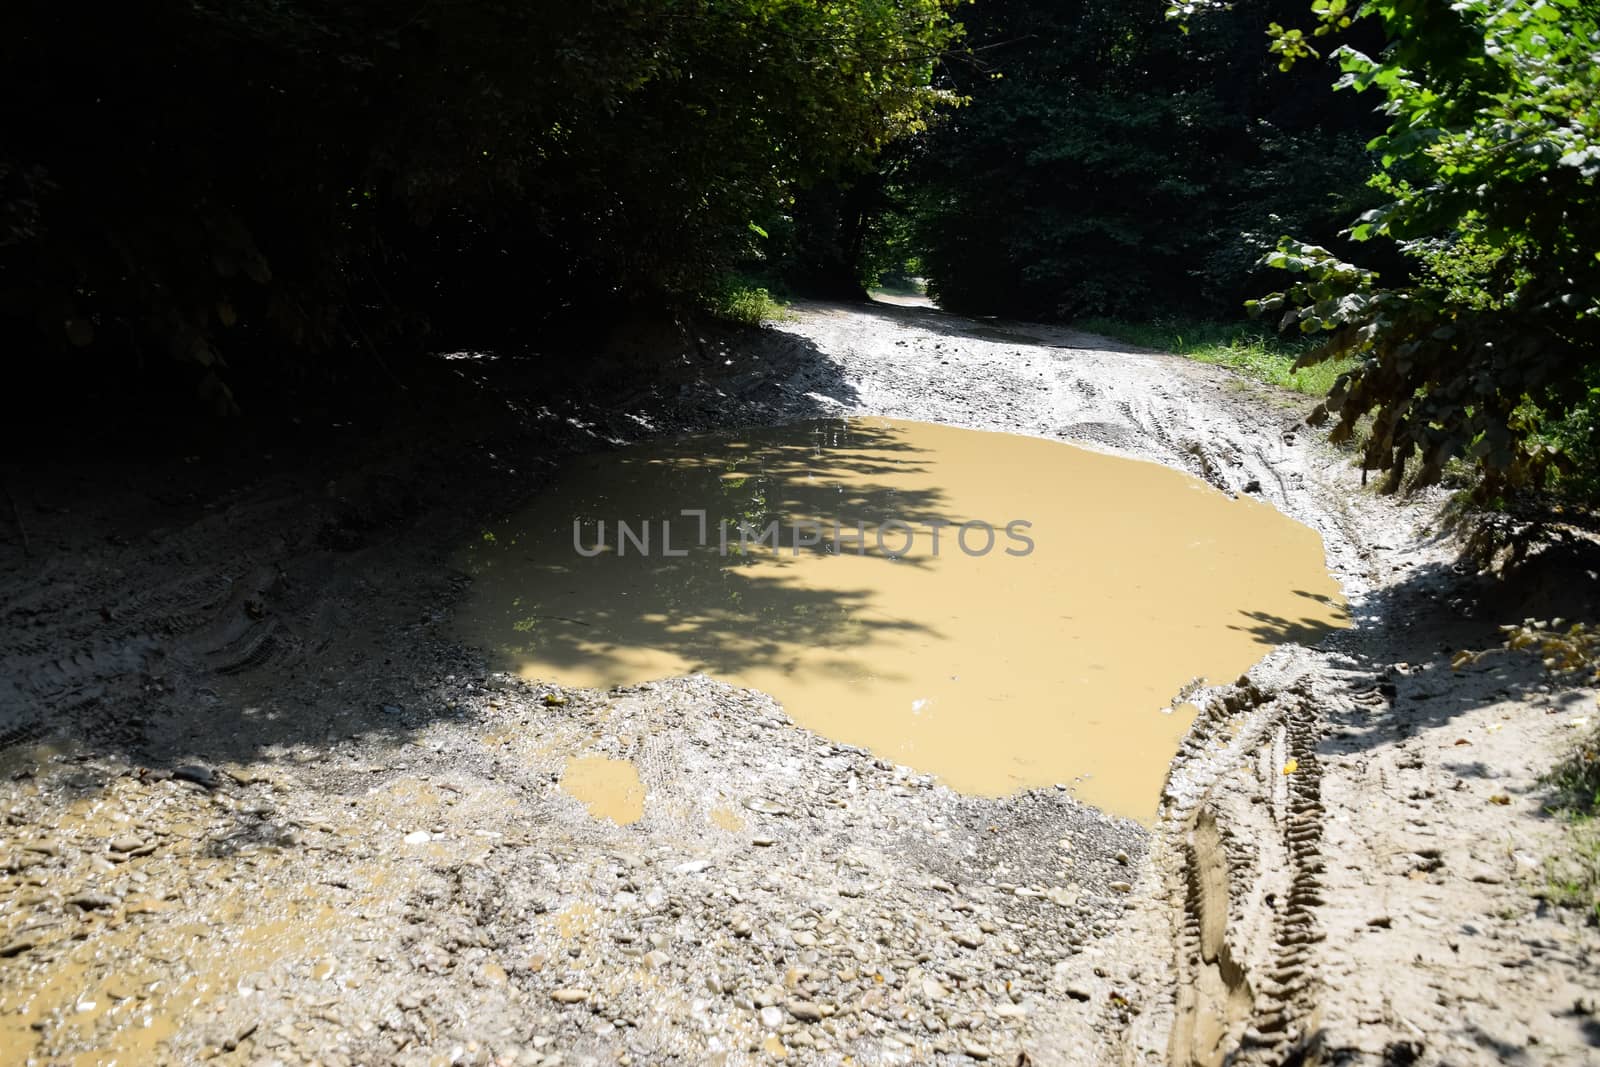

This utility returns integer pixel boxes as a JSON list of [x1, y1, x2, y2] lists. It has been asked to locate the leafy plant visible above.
[[1448, 618, 1600, 919], [1232, 0, 1600, 497], [701, 274, 790, 326], [1498, 617, 1600, 921]]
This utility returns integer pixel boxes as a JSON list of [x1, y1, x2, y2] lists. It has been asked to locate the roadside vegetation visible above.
[[700, 274, 791, 327], [1533, 373, 1600, 508], [1545, 744, 1600, 924], [1502, 621, 1600, 921], [1076, 318, 1356, 397], [1209, 0, 1598, 502], [870, 273, 930, 300]]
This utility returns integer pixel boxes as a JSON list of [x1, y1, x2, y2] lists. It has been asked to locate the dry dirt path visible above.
[[0, 299, 1595, 1066]]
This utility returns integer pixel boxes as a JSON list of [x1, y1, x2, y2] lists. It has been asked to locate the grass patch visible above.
[[1548, 826, 1600, 922], [1543, 729, 1600, 923], [700, 273, 790, 326], [1077, 317, 1355, 398], [1508, 620, 1600, 922]]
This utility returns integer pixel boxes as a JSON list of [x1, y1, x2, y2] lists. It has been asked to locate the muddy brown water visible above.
[[457, 417, 1347, 820], [559, 756, 646, 825]]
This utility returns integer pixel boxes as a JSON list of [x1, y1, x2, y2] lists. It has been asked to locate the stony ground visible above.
[[1, 298, 1597, 1065]]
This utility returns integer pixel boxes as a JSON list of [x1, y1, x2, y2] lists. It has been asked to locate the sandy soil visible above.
[[0, 298, 1596, 1066]]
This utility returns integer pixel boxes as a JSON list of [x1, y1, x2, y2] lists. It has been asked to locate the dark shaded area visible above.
[[1309, 532, 1600, 774], [0, 318, 862, 767], [769, 180, 883, 301], [902, 0, 1404, 321], [0, 0, 956, 423]]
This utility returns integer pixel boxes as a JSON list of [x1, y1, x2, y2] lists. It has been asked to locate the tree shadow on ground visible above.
[[456, 418, 959, 686], [0, 317, 880, 770], [1311, 533, 1600, 764], [1231, 599, 1354, 647]]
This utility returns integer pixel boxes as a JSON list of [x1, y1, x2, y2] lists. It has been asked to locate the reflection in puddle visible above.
[[560, 757, 645, 825], [459, 418, 1348, 820]]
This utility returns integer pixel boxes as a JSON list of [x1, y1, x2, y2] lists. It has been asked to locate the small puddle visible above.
[[559, 757, 646, 825], [458, 417, 1347, 820]]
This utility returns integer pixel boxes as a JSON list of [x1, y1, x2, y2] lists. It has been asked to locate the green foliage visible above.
[[871, 274, 929, 298], [1546, 733, 1600, 821], [908, 0, 1386, 322], [1535, 713, 1599, 922], [857, 169, 930, 292], [0, 0, 960, 409], [1237, 0, 1600, 497], [700, 274, 790, 326], [1078, 317, 1356, 396], [1533, 366, 1600, 505]]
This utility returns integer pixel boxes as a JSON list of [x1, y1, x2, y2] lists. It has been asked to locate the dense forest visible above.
[[2, 0, 1595, 500], [0, 0, 959, 412]]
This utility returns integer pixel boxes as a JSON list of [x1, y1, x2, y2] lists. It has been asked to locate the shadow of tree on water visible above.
[[459, 419, 963, 686], [1230, 590, 1354, 649]]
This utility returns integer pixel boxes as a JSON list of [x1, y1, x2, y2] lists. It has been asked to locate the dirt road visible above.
[[1, 299, 1596, 1065]]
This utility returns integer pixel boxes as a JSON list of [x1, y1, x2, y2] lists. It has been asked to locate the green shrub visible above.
[[701, 275, 789, 326], [1235, 0, 1600, 499]]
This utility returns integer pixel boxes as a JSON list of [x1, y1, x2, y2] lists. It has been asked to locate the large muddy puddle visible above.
[[457, 418, 1347, 819]]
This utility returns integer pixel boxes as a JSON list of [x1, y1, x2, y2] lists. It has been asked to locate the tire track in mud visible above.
[[1152, 674, 1338, 1066], [0, 507, 303, 752]]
